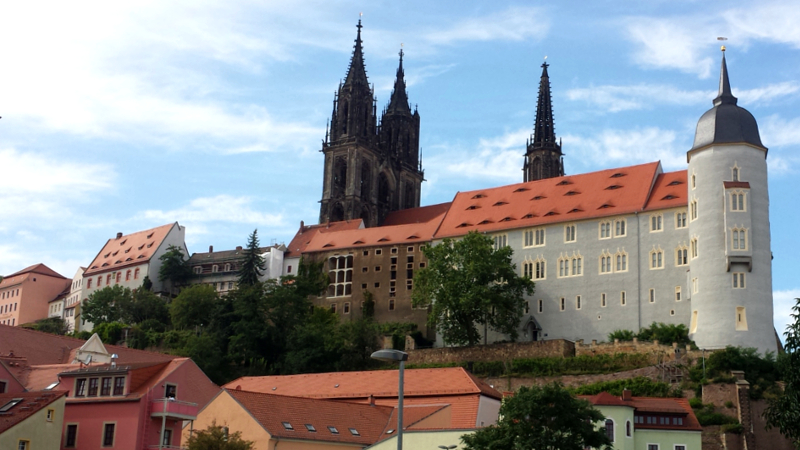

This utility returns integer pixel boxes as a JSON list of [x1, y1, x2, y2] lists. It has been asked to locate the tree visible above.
[[237, 229, 266, 287], [186, 421, 254, 450], [158, 245, 193, 295], [171, 284, 220, 330], [412, 231, 535, 346], [82, 285, 128, 325], [462, 383, 612, 450], [22, 317, 70, 335], [764, 298, 800, 446]]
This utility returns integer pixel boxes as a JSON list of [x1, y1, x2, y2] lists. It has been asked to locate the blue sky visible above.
[[2, 1, 799, 338]]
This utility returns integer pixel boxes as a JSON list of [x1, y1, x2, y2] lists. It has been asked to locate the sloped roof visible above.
[[1, 264, 67, 288], [188, 246, 277, 265], [285, 220, 364, 257], [382, 202, 452, 226], [0, 325, 176, 366], [582, 393, 701, 431], [371, 395, 480, 429], [226, 389, 393, 445], [224, 367, 502, 400], [434, 162, 663, 239], [643, 170, 688, 211], [84, 223, 177, 276], [301, 209, 447, 253], [0, 390, 68, 434]]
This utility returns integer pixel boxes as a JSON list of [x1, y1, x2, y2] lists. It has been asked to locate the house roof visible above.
[[376, 404, 451, 440], [285, 220, 364, 257], [1, 264, 67, 287], [188, 246, 280, 265], [382, 202, 452, 226], [225, 388, 393, 445], [84, 223, 177, 276], [224, 367, 502, 401], [0, 390, 68, 434], [642, 170, 688, 211], [301, 208, 448, 253], [434, 161, 666, 239], [0, 325, 176, 366], [582, 393, 701, 431]]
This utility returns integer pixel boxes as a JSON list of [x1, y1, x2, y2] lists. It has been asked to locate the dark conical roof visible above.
[[691, 51, 764, 151], [386, 48, 411, 115], [532, 62, 557, 148], [343, 19, 369, 87]]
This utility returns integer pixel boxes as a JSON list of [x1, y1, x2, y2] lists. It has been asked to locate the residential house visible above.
[[63, 268, 86, 333], [187, 243, 285, 295], [581, 391, 702, 450], [224, 367, 502, 429], [0, 390, 67, 450], [0, 264, 70, 327]]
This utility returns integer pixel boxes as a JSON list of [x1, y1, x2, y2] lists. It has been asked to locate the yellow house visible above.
[[0, 390, 67, 450]]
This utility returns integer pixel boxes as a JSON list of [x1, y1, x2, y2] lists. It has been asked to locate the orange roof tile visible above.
[[301, 209, 447, 253], [373, 396, 481, 429], [285, 220, 364, 257], [582, 393, 701, 431], [84, 223, 178, 276], [0, 390, 68, 434], [226, 389, 393, 445], [3, 263, 67, 281], [382, 202, 452, 226], [434, 162, 663, 239], [224, 367, 502, 401], [643, 170, 689, 211]]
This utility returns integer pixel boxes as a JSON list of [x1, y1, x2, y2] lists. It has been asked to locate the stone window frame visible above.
[[576, 295, 582, 310], [649, 246, 664, 270], [649, 288, 655, 303], [523, 227, 546, 248], [733, 272, 746, 289], [692, 277, 699, 294], [493, 234, 508, 250], [558, 253, 583, 278], [735, 306, 748, 331], [650, 213, 663, 233], [690, 237, 699, 259], [730, 189, 747, 212], [615, 249, 628, 273], [600, 293, 607, 308], [732, 162, 741, 182], [675, 245, 689, 266], [598, 220, 612, 240], [599, 250, 613, 275], [564, 224, 577, 243], [731, 227, 748, 250], [614, 218, 627, 237], [538, 299, 543, 313], [675, 210, 688, 229], [690, 198, 698, 221], [675, 286, 682, 302], [620, 291, 627, 306], [559, 297, 565, 312]]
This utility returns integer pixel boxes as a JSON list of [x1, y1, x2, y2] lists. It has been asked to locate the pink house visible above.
[[0, 264, 70, 327]]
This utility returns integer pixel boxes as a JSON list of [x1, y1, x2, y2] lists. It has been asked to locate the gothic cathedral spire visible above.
[[319, 22, 423, 228], [524, 61, 564, 182]]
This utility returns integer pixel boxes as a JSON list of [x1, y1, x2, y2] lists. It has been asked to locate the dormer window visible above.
[[556, 180, 572, 186], [471, 193, 486, 199], [610, 172, 626, 178]]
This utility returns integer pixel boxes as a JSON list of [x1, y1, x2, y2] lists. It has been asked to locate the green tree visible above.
[[22, 317, 70, 335], [462, 383, 612, 450], [171, 284, 220, 330], [237, 229, 266, 287], [158, 245, 193, 295], [283, 307, 345, 374], [82, 285, 128, 325], [119, 288, 170, 326], [412, 231, 535, 346], [764, 298, 800, 446], [186, 421, 254, 450]]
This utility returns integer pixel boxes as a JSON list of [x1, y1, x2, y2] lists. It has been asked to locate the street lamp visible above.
[[438, 446, 457, 449], [371, 349, 409, 450]]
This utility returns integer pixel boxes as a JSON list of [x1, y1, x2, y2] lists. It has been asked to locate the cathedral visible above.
[[318, 20, 423, 228], [294, 21, 778, 355]]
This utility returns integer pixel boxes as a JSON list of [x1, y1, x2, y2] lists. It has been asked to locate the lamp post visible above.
[[438, 446, 457, 449], [371, 349, 409, 450]]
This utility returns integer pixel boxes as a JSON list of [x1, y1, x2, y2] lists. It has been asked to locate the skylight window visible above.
[[610, 172, 626, 178], [605, 185, 622, 190], [513, 187, 530, 193], [282, 422, 294, 431], [349, 428, 360, 436], [568, 208, 582, 213], [466, 205, 480, 210], [104, 253, 111, 258], [556, 180, 572, 186], [456, 223, 472, 228], [531, 195, 546, 201], [499, 217, 515, 222], [662, 195, 678, 200], [667, 180, 683, 186], [564, 191, 580, 196], [147, 242, 154, 248], [45, 382, 60, 390], [493, 201, 508, 207], [471, 193, 486, 199], [598, 204, 614, 209], [119, 239, 127, 246], [146, 232, 154, 238], [478, 220, 493, 225], [544, 211, 559, 216], [305, 424, 317, 432], [0, 398, 23, 412], [522, 213, 536, 219]]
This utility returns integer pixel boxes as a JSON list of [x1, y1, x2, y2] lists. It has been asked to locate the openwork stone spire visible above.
[[343, 19, 369, 87], [524, 60, 564, 182], [386, 48, 411, 114]]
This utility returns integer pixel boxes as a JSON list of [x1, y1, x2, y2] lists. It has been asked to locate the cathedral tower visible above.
[[523, 61, 564, 182], [319, 21, 423, 227], [687, 49, 776, 355]]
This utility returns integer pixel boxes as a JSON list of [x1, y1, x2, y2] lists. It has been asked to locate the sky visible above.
[[2, 1, 799, 339]]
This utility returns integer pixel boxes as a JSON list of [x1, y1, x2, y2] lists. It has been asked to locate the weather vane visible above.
[[717, 36, 727, 52]]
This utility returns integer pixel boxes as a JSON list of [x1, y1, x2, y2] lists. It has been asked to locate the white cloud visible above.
[[566, 127, 685, 171], [424, 6, 549, 46], [723, 2, 800, 49], [773, 289, 800, 339], [625, 17, 715, 78], [567, 84, 712, 112], [141, 195, 285, 229], [736, 82, 800, 105]]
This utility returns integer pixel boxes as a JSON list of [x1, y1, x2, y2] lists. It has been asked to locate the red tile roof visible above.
[[84, 223, 178, 276], [371, 395, 481, 429], [0, 325, 176, 366], [225, 389, 393, 445], [582, 393, 701, 431], [0, 390, 67, 434], [285, 220, 364, 257], [382, 202, 452, 226], [1, 264, 67, 288], [643, 170, 689, 211], [434, 162, 664, 239], [224, 367, 502, 400], [377, 404, 450, 439]]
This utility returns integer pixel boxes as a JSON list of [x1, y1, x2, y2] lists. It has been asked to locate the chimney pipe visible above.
[[116, 232, 123, 239], [622, 389, 632, 401], [368, 394, 375, 406], [209, 245, 213, 253], [236, 246, 243, 251]]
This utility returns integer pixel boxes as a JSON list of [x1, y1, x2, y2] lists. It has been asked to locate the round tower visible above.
[[687, 49, 776, 355]]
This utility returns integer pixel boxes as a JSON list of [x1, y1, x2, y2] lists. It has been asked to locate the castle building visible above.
[[318, 21, 423, 228], [292, 46, 778, 355], [187, 243, 285, 295], [523, 62, 564, 182]]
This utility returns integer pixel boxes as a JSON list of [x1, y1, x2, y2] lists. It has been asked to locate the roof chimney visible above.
[[209, 245, 213, 253], [622, 389, 632, 401], [236, 246, 243, 251], [116, 232, 123, 239], [300, 220, 305, 232], [368, 394, 375, 406]]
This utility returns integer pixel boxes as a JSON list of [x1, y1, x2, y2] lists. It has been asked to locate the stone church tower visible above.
[[319, 21, 423, 227], [523, 62, 564, 182]]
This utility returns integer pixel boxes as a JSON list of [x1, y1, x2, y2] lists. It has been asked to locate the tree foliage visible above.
[[412, 231, 535, 346], [237, 229, 266, 287], [171, 284, 220, 330], [461, 383, 612, 450], [82, 285, 127, 324], [764, 298, 800, 445], [22, 317, 70, 335], [158, 244, 193, 294], [608, 322, 692, 346], [186, 421, 254, 450]]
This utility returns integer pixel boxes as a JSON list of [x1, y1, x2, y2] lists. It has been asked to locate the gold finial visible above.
[[717, 36, 727, 52], [401, 43, 404, 48], [359, 12, 363, 18], [721, 45, 726, 52]]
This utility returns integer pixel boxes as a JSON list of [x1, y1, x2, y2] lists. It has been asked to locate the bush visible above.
[[608, 330, 636, 341], [721, 423, 744, 434], [511, 353, 652, 377], [724, 400, 735, 408], [93, 322, 126, 344], [689, 346, 780, 399], [689, 397, 703, 409], [637, 322, 692, 346], [695, 404, 739, 426], [571, 377, 681, 398]]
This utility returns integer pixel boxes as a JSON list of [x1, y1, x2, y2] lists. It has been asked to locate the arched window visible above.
[[134, 268, 140, 280], [605, 419, 614, 442], [212, 265, 218, 273], [224, 263, 231, 272], [626, 420, 631, 437]]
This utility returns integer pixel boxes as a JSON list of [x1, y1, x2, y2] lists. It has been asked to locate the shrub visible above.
[[695, 404, 739, 426], [690, 346, 780, 399], [571, 377, 680, 398], [637, 322, 692, 346], [724, 400, 735, 408], [689, 397, 703, 409], [721, 423, 744, 434], [608, 330, 636, 341]]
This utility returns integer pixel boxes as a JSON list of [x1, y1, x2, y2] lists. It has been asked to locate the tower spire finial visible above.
[[713, 42, 737, 107], [343, 15, 368, 87], [386, 44, 411, 114]]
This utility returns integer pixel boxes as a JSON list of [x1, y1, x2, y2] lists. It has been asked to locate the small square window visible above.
[[375, 249, 382, 255], [374, 282, 380, 288], [46, 409, 54, 421], [361, 283, 367, 290], [375, 266, 381, 272], [328, 426, 339, 434], [362, 267, 368, 273], [349, 428, 360, 436], [407, 246, 414, 252], [282, 422, 294, 430], [363, 250, 369, 256], [391, 248, 398, 254], [305, 424, 316, 432]]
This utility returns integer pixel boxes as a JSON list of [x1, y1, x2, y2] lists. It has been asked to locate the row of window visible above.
[[63, 423, 132, 448], [330, 297, 411, 314], [2, 302, 18, 314], [1, 288, 19, 300], [194, 263, 234, 274], [74, 376, 126, 398], [86, 269, 140, 289], [1, 318, 15, 326]]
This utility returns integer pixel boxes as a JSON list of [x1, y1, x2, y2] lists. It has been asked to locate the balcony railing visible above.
[[146, 446, 185, 450], [150, 398, 198, 421]]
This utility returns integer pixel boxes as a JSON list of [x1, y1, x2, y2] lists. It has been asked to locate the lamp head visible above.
[[370, 349, 409, 362]]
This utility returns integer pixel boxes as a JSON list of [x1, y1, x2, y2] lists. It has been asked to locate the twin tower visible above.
[[319, 21, 564, 227]]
